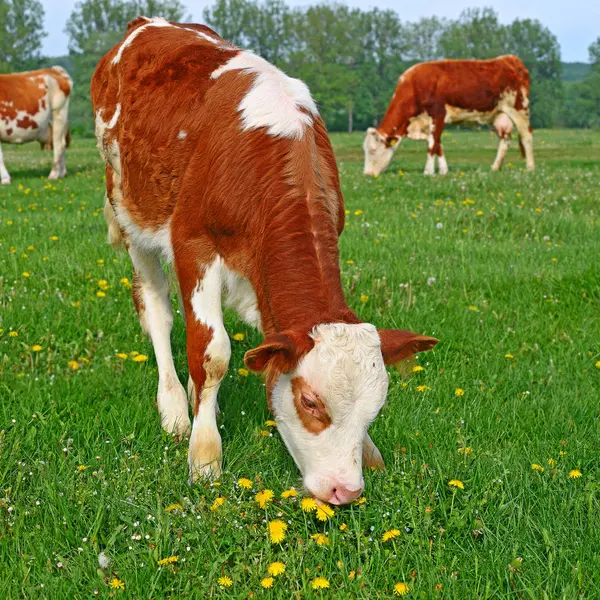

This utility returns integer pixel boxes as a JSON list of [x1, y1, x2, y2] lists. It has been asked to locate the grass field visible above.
[[1, 129, 600, 599]]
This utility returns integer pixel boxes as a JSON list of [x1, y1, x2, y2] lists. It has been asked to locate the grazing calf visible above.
[[363, 55, 534, 176], [0, 66, 72, 184], [92, 17, 438, 504]]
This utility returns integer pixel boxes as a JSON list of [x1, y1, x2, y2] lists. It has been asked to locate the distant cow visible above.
[[363, 55, 534, 176], [92, 17, 438, 504], [0, 66, 72, 184]]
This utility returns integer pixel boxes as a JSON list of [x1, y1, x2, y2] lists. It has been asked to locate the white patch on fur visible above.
[[363, 127, 398, 176], [407, 112, 432, 141], [424, 152, 435, 175], [182, 27, 221, 44], [437, 154, 448, 175], [107, 103, 120, 129], [445, 104, 495, 125], [112, 17, 172, 64], [270, 323, 389, 503], [177, 130, 187, 139], [211, 51, 318, 139]]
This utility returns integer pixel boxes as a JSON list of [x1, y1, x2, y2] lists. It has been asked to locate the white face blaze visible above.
[[269, 323, 389, 504], [363, 127, 399, 176]]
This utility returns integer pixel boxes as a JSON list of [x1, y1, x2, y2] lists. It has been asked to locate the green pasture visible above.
[[1, 129, 599, 598]]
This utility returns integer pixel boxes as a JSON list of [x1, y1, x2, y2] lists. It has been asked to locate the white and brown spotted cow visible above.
[[92, 17, 438, 504], [364, 55, 534, 176], [0, 66, 72, 184]]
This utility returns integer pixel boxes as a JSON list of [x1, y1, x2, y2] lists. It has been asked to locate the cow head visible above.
[[245, 323, 438, 504], [363, 127, 400, 176]]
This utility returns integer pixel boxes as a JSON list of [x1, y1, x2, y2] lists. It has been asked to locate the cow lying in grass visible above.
[[363, 55, 534, 176], [92, 17, 438, 504], [0, 66, 72, 184]]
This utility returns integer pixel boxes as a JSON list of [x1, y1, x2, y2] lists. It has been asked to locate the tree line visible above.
[[1, 0, 599, 132]]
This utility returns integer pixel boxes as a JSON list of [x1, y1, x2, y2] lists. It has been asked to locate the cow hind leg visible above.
[[0, 143, 10, 185], [491, 137, 510, 171], [507, 110, 534, 171], [437, 145, 448, 175], [48, 101, 69, 180], [129, 244, 190, 438], [177, 253, 231, 482]]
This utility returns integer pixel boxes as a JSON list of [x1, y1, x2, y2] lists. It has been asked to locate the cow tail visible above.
[[66, 127, 71, 148], [518, 138, 525, 158], [104, 196, 123, 248]]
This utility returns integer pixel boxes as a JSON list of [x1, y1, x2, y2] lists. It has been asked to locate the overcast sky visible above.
[[41, 0, 599, 62]]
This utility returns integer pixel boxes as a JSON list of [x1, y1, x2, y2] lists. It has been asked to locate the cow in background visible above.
[[363, 55, 534, 176], [0, 66, 72, 184]]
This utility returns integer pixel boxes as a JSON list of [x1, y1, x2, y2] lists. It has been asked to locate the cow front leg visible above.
[[177, 254, 231, 482], [363, 433, 385, 470], [491, 137, 510, 171], [128, 244, 190, 438], [437, 145, 449, 175], [0, 142, 10, 185]]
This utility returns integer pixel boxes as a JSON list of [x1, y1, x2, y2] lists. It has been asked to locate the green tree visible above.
[[565, 37, 600, 128], [0, 0, 46, 73], [405, 16, 448, 62]]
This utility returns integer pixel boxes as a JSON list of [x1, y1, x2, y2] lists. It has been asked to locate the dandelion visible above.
[[9, 331, 18, 337], [210, 497, 226, 511], [68, 360, 79, 371], [416, 385, 430, 392], [267, 562, 285, 576], [311, 533, 330, 546], [301, 498, 317, 512], [133, 355, 148, 362], [394, 582, 409, 596], [31, 345, 42, 352], [261, 577, 274, 589], [71, 301, 80, 308], [77, 465, 87, 472], [98, 552, 110, 568], [455, 388, 465, 397], [458, 447, 472, 456], [268, 519, 287, 543], [339, 523, 348, 531], [109, 578, 125, 590], [468, 305, 478, 311], [504, 353, 514, 359], [116, 353, 128, 360], [531, 463, 544, 472], [233, 333, 244, 341], [353, 496, 367, 505], [382, 529, 401, 542], [281, 487, 298, 499], [165, 503, 183, 512], [120, 277, 131, 288], [569, 469, 582, 479], [255, 489, 274, 508], [547, 458, 556, 467], [316, 503, 335, 521], [265, 420, 277, 427], [157, 556, 179, 566], [218, 576, 233, 588], [595, 360, 600, 369], [23, 272, 30, 278], [312, 577, 330, 590], [235, 478, 252, 490], [238, 368, 249, 377], [49, 236, 58, 241], [412, 365, 424, 373], [448, 479, 464, 490], [354, 210, 363, 216], [360, 294, 369, 303], [96, 291, 106, 298], [346, 259, 354, 265]]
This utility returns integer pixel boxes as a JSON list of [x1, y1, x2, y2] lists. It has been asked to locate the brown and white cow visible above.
[[0, 66, 72, 185], [363, 55, 534, 176], [92, 17, 438, 504]]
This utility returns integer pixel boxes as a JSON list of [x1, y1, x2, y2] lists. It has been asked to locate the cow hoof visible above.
[[188, 428, 222, 483], [48, 173, 58, 180], [158, 379, 191, 439], [1, 177, 10, 185]]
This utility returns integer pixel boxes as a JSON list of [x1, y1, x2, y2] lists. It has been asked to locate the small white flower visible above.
[[427, 276, 436, 287], [436, 222, 443, 229], [98, 551, 111, 569]]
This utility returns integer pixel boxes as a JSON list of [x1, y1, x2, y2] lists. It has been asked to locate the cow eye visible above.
[[301, 394, 317, 411]]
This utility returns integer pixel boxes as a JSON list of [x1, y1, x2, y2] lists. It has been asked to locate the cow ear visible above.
[[378, 329, 438, 365], [244, 332, 314, 375]]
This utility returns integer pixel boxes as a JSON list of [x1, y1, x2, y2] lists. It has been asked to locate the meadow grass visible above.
[[1, 129, 599, 599]]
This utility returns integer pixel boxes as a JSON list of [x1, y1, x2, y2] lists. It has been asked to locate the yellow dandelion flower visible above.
[[31, 344, 42, 352], [416, 385, 430, 392], [238, 368, 249, 377], [281, 487, 297, 499], [346, 259, 354, 265], [559, 451, 567, 457], [448, 479, 464, 490], [255, 489, 274, 508], [354, 210, 363, 216], [339, 523, 348, 531], [238, 478, 253, 489], [360, 294, 369, 303], [468, 305, 478, 311], [157, 556, 178, 566], [261, 577, 274, 589], [547, 458, 556, 467], [353, 496, 367, 505], [382, 529, 401, 542], [412, 365, 424, 372], [458, 447, 472, 456], [9, 331, 19, 337], [268, 519, 287, 544], [504, 353, 514, 359], [120, 277, 130, 286], [116, 353, 128, 360], [301, 498, 317, 512], [348, 570, 356, 580], [165, 503, 183, 512], [595, 360, 600, 369], [312, 577, 330, 590], [49, 236, 58, 241], [569, 469, 582, 479], [316, 503, 335, 522], [233, 333, 244, 341], [394, 582, 409, 596], [71, 301, 80, 307], [210, 497, 226, 511], [133, 354, 148, 362], [531, 463, 544, 472], [109, 578, 125, 590], [130, 351, 139, 356], [265, 420, 277, 427], [267, 562, 285, 576], [68, 360, 79, 370], [77, 465, 86, 471], [310, 533, 330, 546], [218, 576, 233, 588], [22, 271, 30, 277], [455, 388, 465, 397], [96, 291, 106, 297]]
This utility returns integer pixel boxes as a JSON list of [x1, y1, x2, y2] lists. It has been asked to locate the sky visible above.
[[41, 0, 599, 63]]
